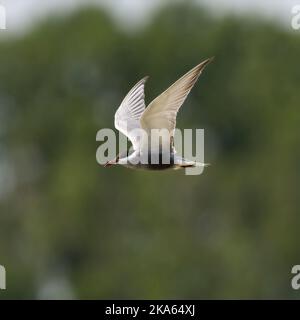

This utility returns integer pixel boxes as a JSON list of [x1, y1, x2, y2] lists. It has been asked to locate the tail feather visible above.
[[178, 161, 210, 168]]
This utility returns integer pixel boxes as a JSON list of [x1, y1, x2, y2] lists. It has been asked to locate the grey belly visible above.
[[127, 152, 176, 170], [142, 152, 175, 170]]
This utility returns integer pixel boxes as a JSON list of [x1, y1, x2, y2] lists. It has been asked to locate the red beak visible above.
[[104, 161, 112, 167], [104, 159, 115, 167], [103, 155, 119, 167]]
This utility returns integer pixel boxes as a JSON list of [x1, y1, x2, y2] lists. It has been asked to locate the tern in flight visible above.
[[104, 58, 213, 170]]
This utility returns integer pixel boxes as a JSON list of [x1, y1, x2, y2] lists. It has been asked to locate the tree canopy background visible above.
[[0, 3, 300, 299]]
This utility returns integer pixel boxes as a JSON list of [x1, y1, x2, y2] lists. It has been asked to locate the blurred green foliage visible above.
[[0, 4, 300, 299]]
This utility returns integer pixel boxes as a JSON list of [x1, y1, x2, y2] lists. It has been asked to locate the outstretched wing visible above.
[[114, 77, 148, 150], [140, 58, 212, 136]]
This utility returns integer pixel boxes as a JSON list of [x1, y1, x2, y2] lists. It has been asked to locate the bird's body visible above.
[[104, 58, 213, 171], [118, 151, 175, 170], [117, 151, 201, 171]]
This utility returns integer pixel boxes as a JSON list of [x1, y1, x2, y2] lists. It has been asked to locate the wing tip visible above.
[[196, 57, 214, 71], [142, 75, 149, 83], [132, 76, 149, 89]]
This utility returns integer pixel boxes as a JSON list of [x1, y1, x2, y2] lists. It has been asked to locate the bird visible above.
[[104, 58, 213, 171]]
